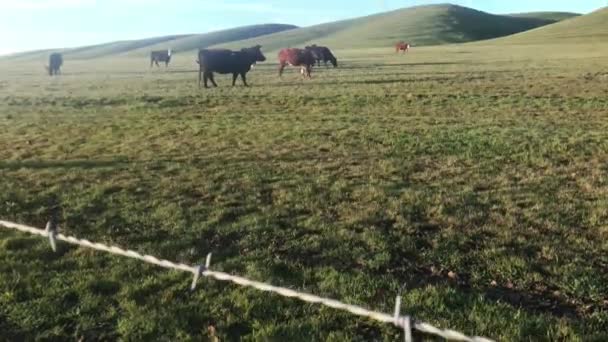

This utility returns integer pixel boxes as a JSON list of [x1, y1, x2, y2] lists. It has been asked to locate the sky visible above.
[[0, 0, 605, 55]]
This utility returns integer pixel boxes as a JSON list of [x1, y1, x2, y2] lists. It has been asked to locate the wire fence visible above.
[[0, 219, 494, 342]]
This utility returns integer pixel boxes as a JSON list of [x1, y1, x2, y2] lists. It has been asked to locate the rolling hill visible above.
[[3, 4, 590, 61], [129, 24, 298, 56], [492, 7, 608, 44], [4, 24, 297, 61], [213, 4, 559, 52], [509, 12, 580, 22]]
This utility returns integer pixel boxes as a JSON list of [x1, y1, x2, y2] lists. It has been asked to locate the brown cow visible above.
[[278, 48, 315, 78], [395, 41, 411, 53]]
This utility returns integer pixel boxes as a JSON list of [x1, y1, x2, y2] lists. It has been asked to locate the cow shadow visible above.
[[266, 76, 456, 87], [337, 62, 460, 70], [345, 77, 451, 85], [163, 69, 199, 74]]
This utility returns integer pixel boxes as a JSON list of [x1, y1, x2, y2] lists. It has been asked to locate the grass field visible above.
[[1, 41, 608, 341]]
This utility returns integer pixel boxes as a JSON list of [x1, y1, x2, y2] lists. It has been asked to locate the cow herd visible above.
[[195, 44, 339, 88], [45, 41, 410, 88]]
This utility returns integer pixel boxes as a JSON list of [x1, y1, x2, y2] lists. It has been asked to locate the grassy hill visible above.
[[214, 4, 558, 52], [5, 35, 190, 61], [4, 24, 296, 61], [492, 7, 608, 44], [130, 24, 298, 56], [4, 4, 568, 62], [509, 12, 580, 22]]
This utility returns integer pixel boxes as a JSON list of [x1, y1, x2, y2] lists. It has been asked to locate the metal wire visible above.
[[0, 220, 494, 342]]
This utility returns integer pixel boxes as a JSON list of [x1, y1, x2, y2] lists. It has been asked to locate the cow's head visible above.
[[243, 45, 266, 63], [330, 56, 338, 68]]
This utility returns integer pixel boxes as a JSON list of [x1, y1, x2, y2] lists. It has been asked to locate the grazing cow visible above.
[[197, 45, 266, 88], [395, 41, 411, 53], [150, 49, 172, 67], [305, 45, 338, 67], [46, 53, 63, 76], [278, 48, 315, 78]]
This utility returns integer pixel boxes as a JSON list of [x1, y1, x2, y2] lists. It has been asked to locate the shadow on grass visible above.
[[0, 159, 129, 170], [266, 76, 457, 87], [397, 254, 585, 320], [337, 62, 461, 70], [0, 152, 342, 172]]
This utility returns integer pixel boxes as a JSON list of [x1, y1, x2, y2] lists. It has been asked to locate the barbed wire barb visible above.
[[45, 219, 57, 252]]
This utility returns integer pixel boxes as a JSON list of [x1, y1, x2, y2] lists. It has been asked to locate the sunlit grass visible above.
[[1, 43, 607, 340]]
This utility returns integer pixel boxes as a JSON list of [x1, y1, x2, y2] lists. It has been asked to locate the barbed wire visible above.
[[0, 219, 494, 342]]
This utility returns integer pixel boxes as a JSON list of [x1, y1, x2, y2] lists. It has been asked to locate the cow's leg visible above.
[[232, 73, 238, 86], [306, 65, 312, 78], [209, 73, 218, 87], [150, 59, 154, 68], [240, 72, 248, 87], [278, 62, 286, 77], [203, 72, 209, 88]]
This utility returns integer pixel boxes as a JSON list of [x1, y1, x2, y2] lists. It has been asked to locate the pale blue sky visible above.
[[0, 0, 605, 55]]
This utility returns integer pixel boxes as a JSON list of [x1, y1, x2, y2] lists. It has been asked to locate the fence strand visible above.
[[0, 220, 494, 342]]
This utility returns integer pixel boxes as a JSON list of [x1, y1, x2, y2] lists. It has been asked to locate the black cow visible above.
[[197, 45, 266, 88], [150, 49, 172, 67], [305, 45, 337, 67], [46, 53, 63, 76]]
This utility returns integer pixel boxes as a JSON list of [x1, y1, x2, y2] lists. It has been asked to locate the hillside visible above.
[[4, 35, 190, 61], [214, 4, 558, 52], [130, 24, 298, 56], [493, 7, 608, 44], [3, 4, 588, 61], [509, 12, 580, 22], [4, 24, 297, 61]]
